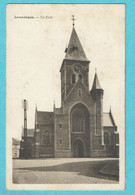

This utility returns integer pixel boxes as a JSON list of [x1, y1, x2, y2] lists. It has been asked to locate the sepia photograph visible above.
[[6, 4, 125, 190]]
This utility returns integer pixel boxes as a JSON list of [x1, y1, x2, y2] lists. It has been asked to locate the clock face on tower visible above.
[[74, 65, 80, 72]]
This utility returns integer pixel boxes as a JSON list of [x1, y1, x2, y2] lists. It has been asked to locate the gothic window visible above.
[[104, 132, 110, 145], [43, 130, 51, 145], [72, 110, 84, 132], [72, 74, 76, 84], [78, 89, 82, 97], [60, 139, 62, 144], [79, 74, 82, 81], [59, 123, 62, 128]]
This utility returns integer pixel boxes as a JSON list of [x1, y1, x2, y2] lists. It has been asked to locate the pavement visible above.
[[13, 158, 119, 184]]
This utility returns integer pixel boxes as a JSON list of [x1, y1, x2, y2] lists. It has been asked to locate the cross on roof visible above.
[[71, 15, 76, 27]]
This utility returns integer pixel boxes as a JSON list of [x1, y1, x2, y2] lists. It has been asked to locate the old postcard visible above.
[[6, 4, 125, 190]]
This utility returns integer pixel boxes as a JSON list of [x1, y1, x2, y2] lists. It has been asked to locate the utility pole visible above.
[[23, 99, 28, 158], [24, 99, 27, 139]]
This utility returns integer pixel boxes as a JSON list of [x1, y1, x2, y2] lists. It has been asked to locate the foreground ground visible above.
[[13, 158, 119, 184]]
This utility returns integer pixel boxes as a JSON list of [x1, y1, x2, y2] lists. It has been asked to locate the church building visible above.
[[20, 21, 119, 158]]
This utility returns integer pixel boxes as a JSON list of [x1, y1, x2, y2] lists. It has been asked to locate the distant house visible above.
[[12, 138, 20, 158]]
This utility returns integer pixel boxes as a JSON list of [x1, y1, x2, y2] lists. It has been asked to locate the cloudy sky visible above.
[[6, 4, 125, 140]]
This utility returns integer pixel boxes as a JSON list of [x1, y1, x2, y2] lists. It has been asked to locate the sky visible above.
[[6, 4, 125, 140]]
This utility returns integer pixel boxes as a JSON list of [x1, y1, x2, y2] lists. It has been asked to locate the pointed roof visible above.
[[103, 113, 114, 127], [65, 28, 89, 62], [103, 112, 117, 128], [92, 73, 102, 90]]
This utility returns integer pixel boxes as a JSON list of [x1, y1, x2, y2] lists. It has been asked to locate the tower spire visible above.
[[71, 15, 75, 27], [64, 25, 89, 61], [91, 72, 102, 90]]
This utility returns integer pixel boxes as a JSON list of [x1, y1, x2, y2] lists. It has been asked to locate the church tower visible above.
[[91, 72, 104, 135], [60, 25, 90, 105], [54, 19, 95, 158], [54, 18, 106, 158]]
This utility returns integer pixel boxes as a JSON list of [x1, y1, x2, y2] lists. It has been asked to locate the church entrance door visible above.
[[73, 139, 84, 157]]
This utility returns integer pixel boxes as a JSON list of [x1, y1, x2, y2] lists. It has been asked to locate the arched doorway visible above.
[[73, 139, 84, 157]]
